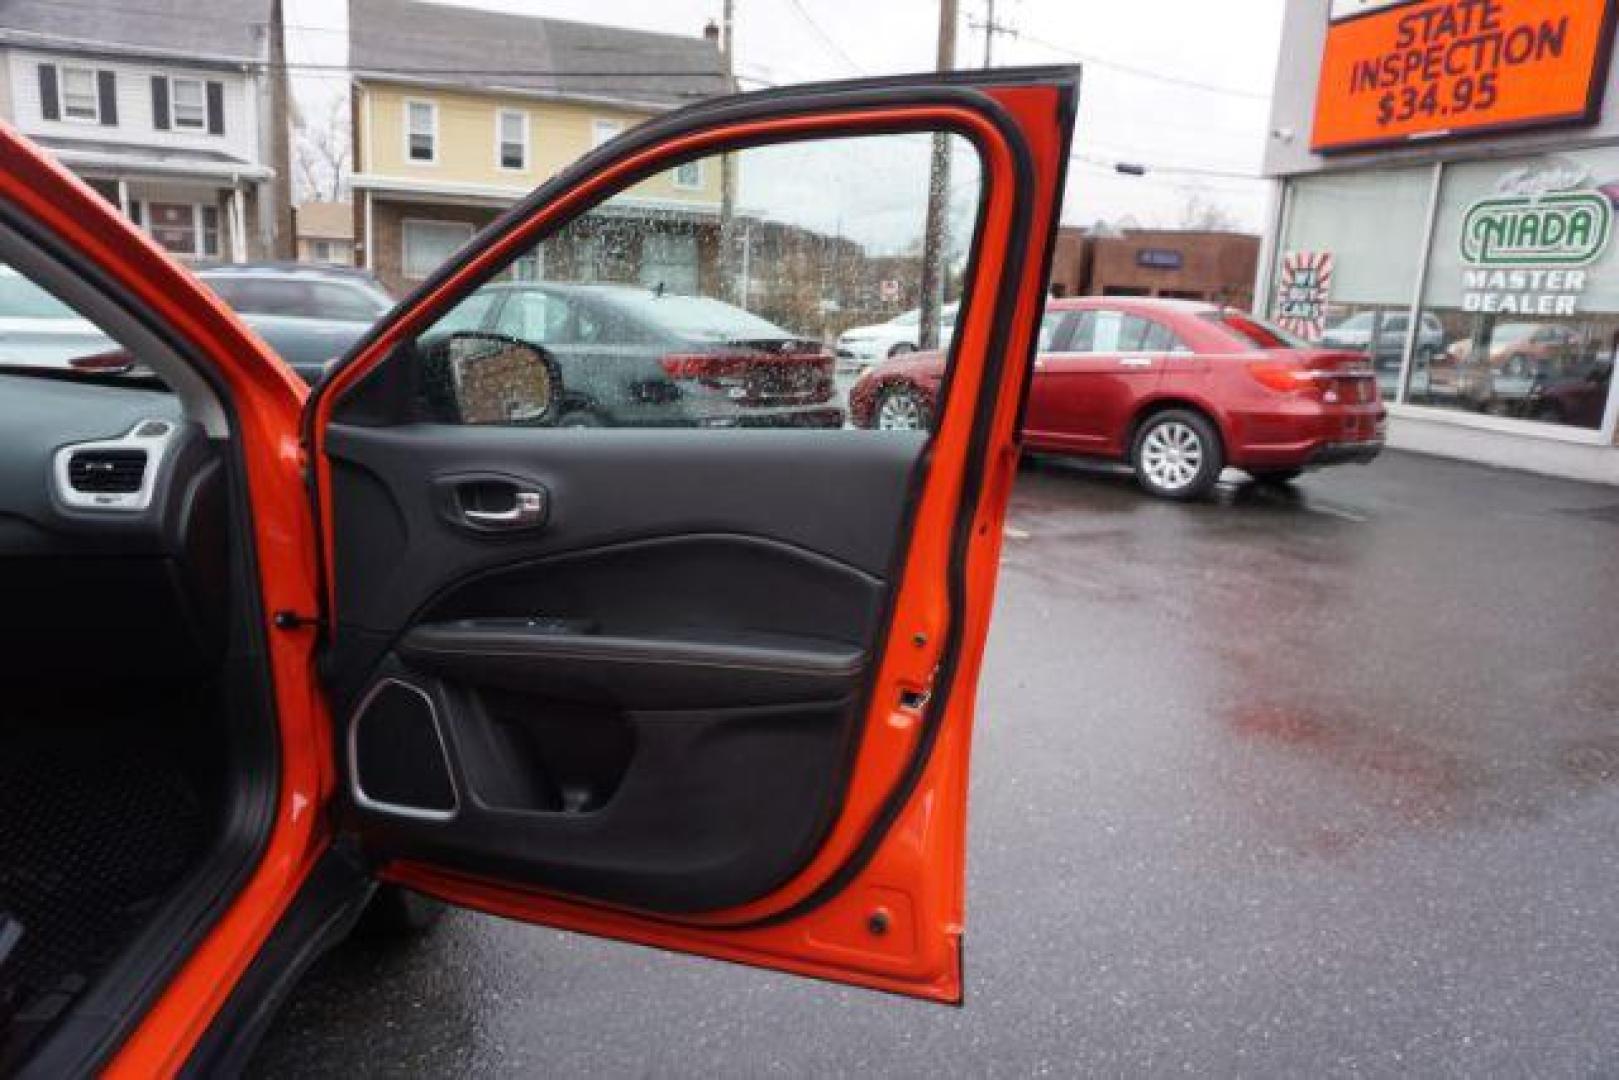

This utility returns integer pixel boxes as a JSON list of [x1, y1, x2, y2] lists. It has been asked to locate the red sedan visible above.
[[850, 297, 1386, 499]]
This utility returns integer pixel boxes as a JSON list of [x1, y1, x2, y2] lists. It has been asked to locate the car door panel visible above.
[[311, 69, 1077, 1002], [324, 424, 923, 912]]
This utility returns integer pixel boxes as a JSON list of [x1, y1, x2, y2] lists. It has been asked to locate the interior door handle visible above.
[[463, 490, 546, 528], [433, 473, 551, 533]]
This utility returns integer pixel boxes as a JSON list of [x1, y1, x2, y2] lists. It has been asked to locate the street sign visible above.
[[1311, 0, 1617, 153]]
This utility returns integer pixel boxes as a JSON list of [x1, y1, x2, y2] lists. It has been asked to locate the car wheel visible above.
[[888, 342, 917, 358], [1505, 353, 1531, 377], [558, 407, 607, 428], [1131, 409, 1223, 500], [356, 884, 446, 940], [874, 385, 931, 431], [1252, 468, 1303, 486]]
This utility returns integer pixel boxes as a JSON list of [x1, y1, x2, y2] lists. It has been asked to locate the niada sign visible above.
[[1460, 180, 1614, 315], [1461, 190, 1612, 266]]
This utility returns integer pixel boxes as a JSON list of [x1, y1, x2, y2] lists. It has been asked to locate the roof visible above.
[[350, 0, 729, 110], [0, 0, 269, 65], [295, 201, 354, 241]]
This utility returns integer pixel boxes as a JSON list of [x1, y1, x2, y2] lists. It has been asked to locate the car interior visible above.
[[0, 224, 277, 1071]]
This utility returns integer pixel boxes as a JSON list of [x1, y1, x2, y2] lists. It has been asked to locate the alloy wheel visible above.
[[1140, 420, 1204, 492], [876, 388, 926, 431]]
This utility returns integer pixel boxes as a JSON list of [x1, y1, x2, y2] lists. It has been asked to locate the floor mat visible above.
[[0, 727, 205, 1052]]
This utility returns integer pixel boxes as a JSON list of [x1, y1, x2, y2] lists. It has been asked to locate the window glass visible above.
[[1209, 312, 1310, 350], [1409, 151, 1619, 432], [592, 119, 624, 148], [1037, 310, 1067, 352], [1273, 166, 1433, 399], [413, 131, 982, 430], [0, 265, 136, 374], [407, 102, 435, 162], [499, 111, 526, 169], [171, 78, 205, 129], [1139, 318, 1183, 353], [61, 67, 98, 121], [673, 160, 702, 189], [402, 220, 472, 280]]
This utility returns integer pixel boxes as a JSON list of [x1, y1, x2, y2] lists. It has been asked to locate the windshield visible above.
[[1208, 311, 1311, 350], [604, 291, 795, 342]]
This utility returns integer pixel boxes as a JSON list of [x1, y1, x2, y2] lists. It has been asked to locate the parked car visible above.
[[836, 301, 958, 369], [1524, 359, 1613, 428], [1445, 321, 1581, 377], [851, 297, 1385, 499], [0, 264, 113, 366], [52, 265, 393, 386], [434, 282, 844, 428], [196, 262, 394, 324], [1322, 310, 1445, 370]]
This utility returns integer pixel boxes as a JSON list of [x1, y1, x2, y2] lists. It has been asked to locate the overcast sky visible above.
[[285, 0, 1285, 231]]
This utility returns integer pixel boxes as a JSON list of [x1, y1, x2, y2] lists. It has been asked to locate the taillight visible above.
[[658, 353, 726, 379], [1246, 360, 1325, 397]]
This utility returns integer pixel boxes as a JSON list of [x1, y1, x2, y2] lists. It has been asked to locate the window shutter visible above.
[[151, 76, 169, 130], [97, 70, 117, 126], [205, 81, 224, 135], [38, 65, 59, 121]]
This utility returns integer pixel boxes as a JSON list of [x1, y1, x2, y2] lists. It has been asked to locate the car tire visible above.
[[356, 884, 446, 940], [1252, 468, 1303, 486], [874, 384, 931, 431], [888, 342, 916, 358], [1131, 409, 1223, 500], [558, 407, 607, 428]]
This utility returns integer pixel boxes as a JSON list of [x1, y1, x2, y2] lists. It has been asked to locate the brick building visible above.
[[1049, 227, 1260, 308]]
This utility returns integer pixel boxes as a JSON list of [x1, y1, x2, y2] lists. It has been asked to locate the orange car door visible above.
[[307, 68, 1077, 1004]]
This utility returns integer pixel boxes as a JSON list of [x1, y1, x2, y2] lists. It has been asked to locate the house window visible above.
[[672, 160, 703, 190], [592, 119, 624, 149], [497, 109, 528, 170], [61, 66, 99, 122], [146, 201, 221, 259], [407, 100, 437, 163], [402, 219, 473, 279], [170, 77, 206, 129]]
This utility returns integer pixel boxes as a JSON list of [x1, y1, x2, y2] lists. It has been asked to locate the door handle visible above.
[[433, 473, 551, 533], [1034, 358, 1048, 371], [463, 490, 546, 528], [1118, 357, 1154, 368]]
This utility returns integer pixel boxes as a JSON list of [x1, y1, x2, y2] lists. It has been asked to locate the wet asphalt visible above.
[[251, 450, 1619, 1077]]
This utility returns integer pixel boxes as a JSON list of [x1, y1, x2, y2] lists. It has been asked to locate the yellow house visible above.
[[348, 0, 728, 296]]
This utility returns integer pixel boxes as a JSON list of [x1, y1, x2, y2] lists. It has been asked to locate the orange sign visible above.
[[1312, 0, 1618, 152]]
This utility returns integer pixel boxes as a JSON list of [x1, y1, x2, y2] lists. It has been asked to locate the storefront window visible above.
[[1273, 166, 1433, 400], [1411, 151, 1619, 432]]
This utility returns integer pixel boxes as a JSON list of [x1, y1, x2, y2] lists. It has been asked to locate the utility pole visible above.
[[917, 0, 956, 351], [717, 0, 739, 303], [969, 0, 1016, 67], [267, 0, 295, 260]]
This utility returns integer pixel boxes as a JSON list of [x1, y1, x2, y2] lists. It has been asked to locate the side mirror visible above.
[[421, 332, 562, 426]]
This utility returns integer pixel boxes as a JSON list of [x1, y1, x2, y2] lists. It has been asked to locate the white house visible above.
[[0, 0, 279, 262]]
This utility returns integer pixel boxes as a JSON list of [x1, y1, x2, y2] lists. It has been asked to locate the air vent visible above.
[[67, 448, 147, 494]]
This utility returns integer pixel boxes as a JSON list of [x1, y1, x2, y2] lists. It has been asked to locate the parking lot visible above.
[[252, 451, 1619, 1077]]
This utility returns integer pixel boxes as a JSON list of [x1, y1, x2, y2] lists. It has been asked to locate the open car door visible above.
[[309, 68, 1076, 1004]]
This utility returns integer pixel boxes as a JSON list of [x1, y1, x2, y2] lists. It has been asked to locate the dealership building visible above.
[[1259, 0, 1619, 482]]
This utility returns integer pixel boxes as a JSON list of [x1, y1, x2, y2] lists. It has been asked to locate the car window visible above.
[[1138, 318, 1185, 353], [308, 282, 389, 322], [435, 289, 498, 335], [1037, 310, 1068, 352], [1207, 312, 1310, 350], [0, 269, 83, 319], [410, 130, 984, 429], [493, 291, 571, 345]]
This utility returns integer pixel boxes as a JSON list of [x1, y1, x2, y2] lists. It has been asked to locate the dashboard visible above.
[[0, 374, 230, 685]]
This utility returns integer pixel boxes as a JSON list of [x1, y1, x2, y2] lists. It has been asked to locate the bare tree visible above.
[[293, 95, 351, 203], [1178, 190, 1242, 233]]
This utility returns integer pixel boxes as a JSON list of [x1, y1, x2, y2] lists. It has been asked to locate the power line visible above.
[[1015, 29, 1271, 101], [780, 0, 865, 75]]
